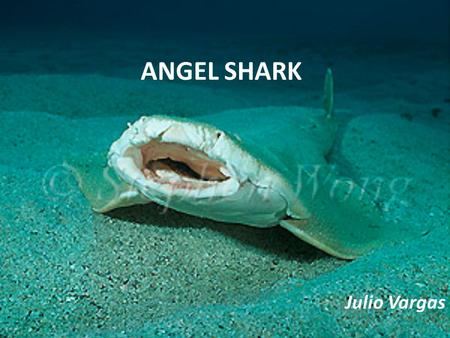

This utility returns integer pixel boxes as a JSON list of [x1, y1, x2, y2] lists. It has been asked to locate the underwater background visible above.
[[0, 0, 449, 336]]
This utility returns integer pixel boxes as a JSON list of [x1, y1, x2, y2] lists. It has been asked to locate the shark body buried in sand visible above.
[[75, 69, 415, 259]]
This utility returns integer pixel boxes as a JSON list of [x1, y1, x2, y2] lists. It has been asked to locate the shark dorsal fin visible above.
[[323, 68, 334, 118]]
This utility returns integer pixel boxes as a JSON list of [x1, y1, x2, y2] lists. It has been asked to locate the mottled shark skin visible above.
[[76, 70, 410, 259]]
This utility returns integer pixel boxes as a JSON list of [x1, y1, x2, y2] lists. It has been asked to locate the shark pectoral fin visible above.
[[280, 218, 359, 260], [283, 165, 414, 260], [284, 164, 425, 260], [66, 152, 150, 213]]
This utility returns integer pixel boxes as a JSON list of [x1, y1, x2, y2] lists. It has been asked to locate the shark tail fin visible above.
[[323, 68, 334, 118]]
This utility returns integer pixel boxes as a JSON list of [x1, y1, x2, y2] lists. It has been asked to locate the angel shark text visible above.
[[140, 61, 302, 81]]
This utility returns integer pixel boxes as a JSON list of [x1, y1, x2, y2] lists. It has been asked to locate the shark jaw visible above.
[[107, 116, 290, 227]]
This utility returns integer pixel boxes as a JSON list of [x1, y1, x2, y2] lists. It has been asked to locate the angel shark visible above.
[[75, 69, 414, 259]]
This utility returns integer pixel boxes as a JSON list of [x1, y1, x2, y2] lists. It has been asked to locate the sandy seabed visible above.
[[0, 38, 449, 336]]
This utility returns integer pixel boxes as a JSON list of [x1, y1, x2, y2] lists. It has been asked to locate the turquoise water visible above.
[[0, 3, 449, 336]]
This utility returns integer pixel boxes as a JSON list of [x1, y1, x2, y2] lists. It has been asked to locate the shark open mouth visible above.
[[106, 115, 291, 227], [140, 140, 230, 189]]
